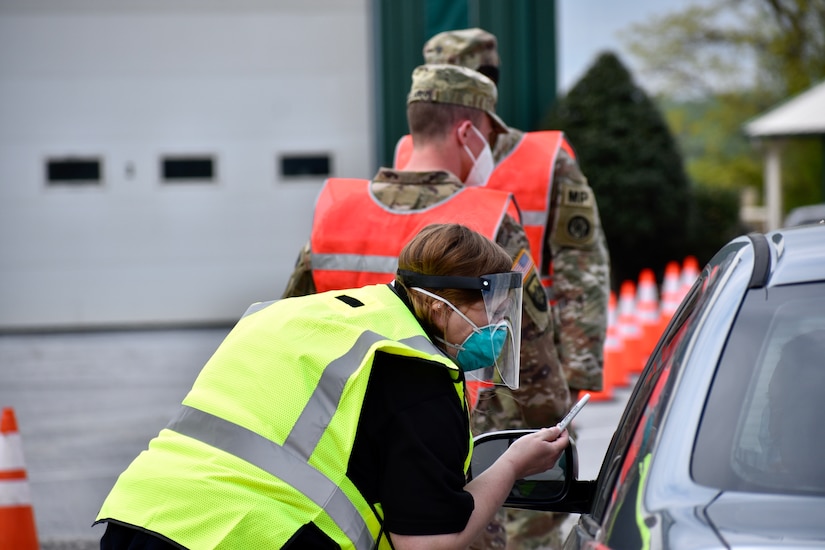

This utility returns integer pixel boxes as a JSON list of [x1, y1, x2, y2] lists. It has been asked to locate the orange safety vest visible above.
[[310, 178, 521, 293], [395, 131, 570, 286]]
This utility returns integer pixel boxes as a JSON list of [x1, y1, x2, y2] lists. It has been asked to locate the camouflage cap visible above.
[[407, 64, 508, 133], [422, 28, 499, 70]]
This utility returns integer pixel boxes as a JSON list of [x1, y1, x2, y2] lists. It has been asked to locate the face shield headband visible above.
[[398, 270, 523, 390]]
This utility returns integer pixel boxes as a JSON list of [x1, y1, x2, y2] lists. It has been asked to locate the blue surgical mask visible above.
[[412, 287, 509, 372], [447, 323, 508, 372]]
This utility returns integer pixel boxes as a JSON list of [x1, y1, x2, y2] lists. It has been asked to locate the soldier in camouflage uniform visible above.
[[283, 61, 571, 424], [281, 65, 573, 519], [415, 28, 612, 550], [284, 66, 572, 549], [422, 27, 611, 397]]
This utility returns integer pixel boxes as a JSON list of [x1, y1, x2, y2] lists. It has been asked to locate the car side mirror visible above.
[[468, 429, 579, 511]]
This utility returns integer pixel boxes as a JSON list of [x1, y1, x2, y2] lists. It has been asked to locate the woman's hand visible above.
[[389, 427, 570, 550], [501, 426, 569, 479]]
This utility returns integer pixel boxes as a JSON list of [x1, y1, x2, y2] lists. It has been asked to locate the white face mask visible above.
[[462, 125, 495, 187]]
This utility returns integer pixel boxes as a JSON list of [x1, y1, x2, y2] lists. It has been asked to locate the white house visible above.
[[743, 80, 825, 231]]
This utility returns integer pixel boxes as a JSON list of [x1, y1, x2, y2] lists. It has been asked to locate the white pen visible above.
[[555, 392, 591, 432]]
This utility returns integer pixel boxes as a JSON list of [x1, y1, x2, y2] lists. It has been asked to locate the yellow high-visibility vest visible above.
[[96, 284, 470, 549]]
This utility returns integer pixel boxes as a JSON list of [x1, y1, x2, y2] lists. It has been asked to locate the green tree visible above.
[[686, 185, 751, 265], [621, 0, 825, 99], [621, 0, 825, 215], [544, 52, 692, 288]]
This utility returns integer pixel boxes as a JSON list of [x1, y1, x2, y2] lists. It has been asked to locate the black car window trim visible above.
[[746, 232, 771, 289]]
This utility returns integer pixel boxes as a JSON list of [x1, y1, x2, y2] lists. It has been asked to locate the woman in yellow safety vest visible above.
[[94, 223, 570, 550]]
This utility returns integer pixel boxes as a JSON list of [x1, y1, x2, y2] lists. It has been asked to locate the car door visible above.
[[566, 242, 748, 550]]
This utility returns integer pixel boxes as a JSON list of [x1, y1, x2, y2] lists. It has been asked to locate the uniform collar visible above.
[[372, 168, 463, 186]]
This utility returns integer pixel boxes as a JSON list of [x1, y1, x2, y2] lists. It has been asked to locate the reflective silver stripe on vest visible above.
[[522, 209, 546, 228], [312, 253, 398, 274], [286, 332, 441, 458], [166, 331, 444, 550], [167, 406, 374, 550]]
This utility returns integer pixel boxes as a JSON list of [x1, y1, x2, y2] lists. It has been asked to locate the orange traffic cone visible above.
[[679, 256, 700, 303], [617, 280, 643, 380], [636, 268, 661, 369], [658, 261, 682, 336], [604, 291, 627, 388], [589, 291, 620, 400], [0, 407, 39, 550]]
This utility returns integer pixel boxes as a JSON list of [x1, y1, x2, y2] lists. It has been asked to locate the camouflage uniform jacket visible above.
[[495, 128, 611, 392], [281, 168, 572, 427]]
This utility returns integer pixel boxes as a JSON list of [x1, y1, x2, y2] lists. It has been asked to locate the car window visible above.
[[693, 281, 825, 495]]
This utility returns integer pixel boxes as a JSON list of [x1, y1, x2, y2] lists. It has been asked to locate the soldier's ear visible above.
[[455, 120, 473, 146]]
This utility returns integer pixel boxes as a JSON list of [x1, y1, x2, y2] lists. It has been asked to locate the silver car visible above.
[[473, 224, 825, 548]]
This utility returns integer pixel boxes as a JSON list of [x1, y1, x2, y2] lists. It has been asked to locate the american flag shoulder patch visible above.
[[512, 249, 536, 280]]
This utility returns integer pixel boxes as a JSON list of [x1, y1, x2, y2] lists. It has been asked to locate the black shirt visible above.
[[348, 350, 474, 535]]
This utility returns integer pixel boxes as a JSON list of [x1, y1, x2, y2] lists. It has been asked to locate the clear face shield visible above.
[[398, 270, 523, 390]]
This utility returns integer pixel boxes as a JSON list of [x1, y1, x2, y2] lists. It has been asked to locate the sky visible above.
[[557, 0, 698, 93]]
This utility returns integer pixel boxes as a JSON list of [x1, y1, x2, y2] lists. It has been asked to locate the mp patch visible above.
[[553, 181, 598, 248]]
